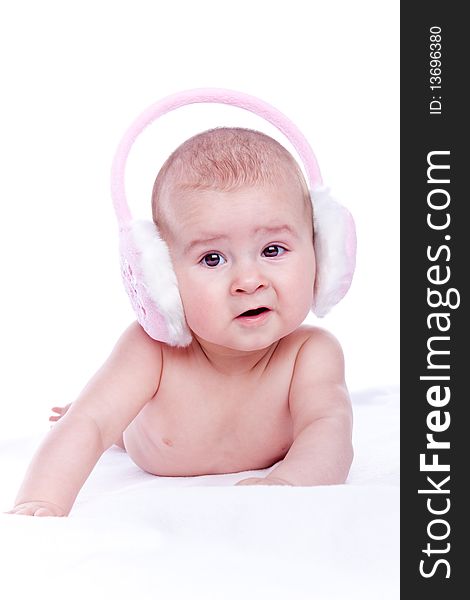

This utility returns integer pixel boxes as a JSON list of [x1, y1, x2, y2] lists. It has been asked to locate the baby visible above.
[[8, 127, 353, 517]]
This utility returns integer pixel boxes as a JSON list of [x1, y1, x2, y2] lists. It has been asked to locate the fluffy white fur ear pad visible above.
[[311, 186, 356, 317], [119, 221, 192, 347]]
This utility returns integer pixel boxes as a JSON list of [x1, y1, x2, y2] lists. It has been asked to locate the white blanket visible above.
[[0, 386, 399, 600]]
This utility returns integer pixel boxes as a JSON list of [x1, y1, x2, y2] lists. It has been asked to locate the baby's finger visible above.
[[9, 507, 33, 516], [33, 507, 54, 517], [235, 477, 263, 485]]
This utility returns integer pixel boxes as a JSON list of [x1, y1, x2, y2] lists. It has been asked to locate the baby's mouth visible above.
[[237, 307, 271, 318]]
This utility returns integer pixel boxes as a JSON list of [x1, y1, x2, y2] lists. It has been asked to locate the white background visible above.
[[0, 0, 399, 437]]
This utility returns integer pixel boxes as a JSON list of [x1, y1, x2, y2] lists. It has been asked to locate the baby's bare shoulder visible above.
[[276, 326, 346, 392], [279, 324, 342, 357], [116, 321, 164, 366], [295, 330, 346, 395]]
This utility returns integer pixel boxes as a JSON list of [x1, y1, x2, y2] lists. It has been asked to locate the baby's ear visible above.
[[119, 219, 192, 347], [311, 186, 356, 317]]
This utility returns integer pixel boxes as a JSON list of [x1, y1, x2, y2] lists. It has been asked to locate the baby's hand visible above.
[[235, 476, 292, 486], [49, 403, 72, 423], [6, 501, 66, 517]]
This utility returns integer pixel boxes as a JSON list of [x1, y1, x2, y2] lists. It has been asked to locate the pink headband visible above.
[[111, 88, 323, 229]]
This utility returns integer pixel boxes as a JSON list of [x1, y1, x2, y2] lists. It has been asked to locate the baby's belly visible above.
[[122, 404, 293, 477]]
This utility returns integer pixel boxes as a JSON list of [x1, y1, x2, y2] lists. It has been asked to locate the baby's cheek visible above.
[[283, 267, 314, 318], [188, 303, 211, 331], [182, 285, 220, 332]]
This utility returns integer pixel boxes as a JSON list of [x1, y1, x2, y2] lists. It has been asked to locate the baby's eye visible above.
[[262, 245, 286, 258], [201, 253, 226, 268]]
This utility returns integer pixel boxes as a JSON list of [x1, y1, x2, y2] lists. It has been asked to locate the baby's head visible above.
[[151, 128, 316, 352]]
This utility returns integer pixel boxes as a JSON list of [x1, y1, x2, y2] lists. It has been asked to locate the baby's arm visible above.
[[238, 329, 353, 486], [8, 321, 162, 516]]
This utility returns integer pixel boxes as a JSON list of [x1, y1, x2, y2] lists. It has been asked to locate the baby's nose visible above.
[[230, 265, 269, 295]]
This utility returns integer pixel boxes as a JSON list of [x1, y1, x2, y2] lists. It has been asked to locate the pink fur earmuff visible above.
[[111, 88, 356, 346]]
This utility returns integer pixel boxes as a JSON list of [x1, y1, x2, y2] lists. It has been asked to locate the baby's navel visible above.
[[162, 437, 174, 447]]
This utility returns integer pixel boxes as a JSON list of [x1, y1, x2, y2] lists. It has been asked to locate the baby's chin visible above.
[[190, 331, 284, 354]]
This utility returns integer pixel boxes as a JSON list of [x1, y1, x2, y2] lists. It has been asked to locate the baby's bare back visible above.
[[123, 328, 312, 476]]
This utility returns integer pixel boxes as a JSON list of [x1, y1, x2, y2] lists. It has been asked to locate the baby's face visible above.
[[164, 181, 315, 352]]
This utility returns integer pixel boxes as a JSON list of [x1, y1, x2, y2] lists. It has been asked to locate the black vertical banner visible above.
[[401, 3, 468, 596]]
